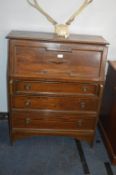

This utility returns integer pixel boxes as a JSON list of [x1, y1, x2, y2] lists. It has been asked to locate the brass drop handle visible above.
[[25, 118, 31, 125], [82, 86, 87, 92], [37, 70, 48, 74], [76, 120, 83, 127], [24, 83, 31, 90], [25, 100, 31, 107], [80, 102, 86, 109], [51, 103, 56, 108]]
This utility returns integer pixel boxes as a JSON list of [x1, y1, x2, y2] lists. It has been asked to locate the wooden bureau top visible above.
[[7, 30, 108, 45]]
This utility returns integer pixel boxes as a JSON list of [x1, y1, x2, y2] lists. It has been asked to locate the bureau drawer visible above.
[[14, 80, 98, 95], [11, 111, 97, 130], [12, 95, 98, 112]]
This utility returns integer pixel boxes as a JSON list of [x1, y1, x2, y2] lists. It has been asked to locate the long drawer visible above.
[[12, 111, 96, 130], [12, 95, 98, 111], [14, 80, 99, 95]]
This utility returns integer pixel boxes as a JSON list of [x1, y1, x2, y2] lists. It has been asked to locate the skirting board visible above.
[[99, 121, 116, 165]]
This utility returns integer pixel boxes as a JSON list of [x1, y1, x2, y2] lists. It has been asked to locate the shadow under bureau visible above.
[[7, 31, 108, 144]]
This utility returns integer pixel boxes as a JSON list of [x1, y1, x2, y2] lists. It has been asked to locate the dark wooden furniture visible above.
[[7, 31, 108, 144], [100, 61, 116, 164]]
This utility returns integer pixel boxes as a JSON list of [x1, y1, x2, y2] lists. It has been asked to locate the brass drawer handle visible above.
[[51, 103, 56, 107], [24, 83, 31, 90], [76, 120, 83, 127], [80, 102, 86, 109], [37, 70, 48, 74], [25, 118, 31, 125], [82, 86, 87, 92], [25, 100, 31, 107]]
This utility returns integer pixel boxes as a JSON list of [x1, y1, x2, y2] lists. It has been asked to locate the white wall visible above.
[[0, 0, 116, 112]]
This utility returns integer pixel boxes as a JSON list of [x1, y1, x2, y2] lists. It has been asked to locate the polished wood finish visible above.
[[7, 31, 108, 144], [14, 80, 99, 95], [12, 95, 99, 111], [12, 111, 96, 130], [100, 61, 116, 164]]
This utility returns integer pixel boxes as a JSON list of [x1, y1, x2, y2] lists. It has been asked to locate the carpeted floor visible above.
[[0, 119, 116, 175]]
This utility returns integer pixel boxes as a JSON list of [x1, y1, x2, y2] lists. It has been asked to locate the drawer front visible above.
[[11, 111, 96, 130], [11, 40, 104, 80], [12, 95, 98, 111], [14, 80, 98, 95]]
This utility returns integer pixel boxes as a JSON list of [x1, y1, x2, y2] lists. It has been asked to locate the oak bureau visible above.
[[7, 31, 108, 144]]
